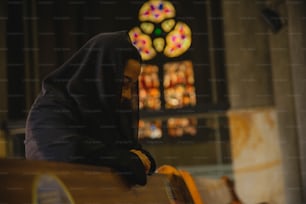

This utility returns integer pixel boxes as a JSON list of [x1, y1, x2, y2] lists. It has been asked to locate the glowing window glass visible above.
[[164, 22, 192, 58], [139, 64, 161, 110], [139, 0, 175, 23], [129, 27, 156, 61], [161, 19, 175, 32], [167, 117, 197, 137], [163, 60, 196, 109], [153, 37, 165, 52], [140, 22, 155, 34], [139, 120, 162, 139], [129, 0, 192, 61]]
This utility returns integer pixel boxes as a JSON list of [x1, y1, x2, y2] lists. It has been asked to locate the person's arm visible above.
[[80, 139, 156, 186], [25, 95, 82, 162], [25, 95, 155, 185]]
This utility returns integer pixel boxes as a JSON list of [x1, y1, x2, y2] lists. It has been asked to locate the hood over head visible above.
[[42, 31, 142, 149]]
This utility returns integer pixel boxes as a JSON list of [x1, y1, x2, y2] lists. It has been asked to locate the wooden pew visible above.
[[0, 159, 180, 204]]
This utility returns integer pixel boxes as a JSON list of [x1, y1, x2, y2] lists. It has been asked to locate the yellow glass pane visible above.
[[161, 19, 175, 32], [153, 37, 165, 52], [140, 22, 155, 34], [139, 0, 175, 23], [129, 27, 156, 61], [164, 22, 192, 58], [167, 117, 197, 137]]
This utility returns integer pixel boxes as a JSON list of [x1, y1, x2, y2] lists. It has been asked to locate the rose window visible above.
[[129, 0, 192, 61]]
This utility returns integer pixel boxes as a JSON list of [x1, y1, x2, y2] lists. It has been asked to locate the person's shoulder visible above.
[[88, 31, 129, 45]]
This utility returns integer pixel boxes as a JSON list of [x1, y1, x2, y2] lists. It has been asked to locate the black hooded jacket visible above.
[[25, 31, 156, 185]]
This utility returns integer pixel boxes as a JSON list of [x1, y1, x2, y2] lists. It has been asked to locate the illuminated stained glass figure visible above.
[[129, 0, 192, 61]]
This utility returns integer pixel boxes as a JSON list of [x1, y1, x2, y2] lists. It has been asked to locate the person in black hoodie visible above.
[[25, 31, 156, 186]]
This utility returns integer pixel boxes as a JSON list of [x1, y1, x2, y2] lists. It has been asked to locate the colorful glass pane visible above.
[[129, 27, 156, 61], [153, 37, 165, 52], [139, 64, 161, 110], [139, 0, 175, 23], [163, 60, 196, 109], [140, 22, 155, 34], [167, 117, 197, 137], [129, 0, 192, 60], [164, 22, 192, 58], [139, 120, 162, 139], [161, 19, 175, 32]]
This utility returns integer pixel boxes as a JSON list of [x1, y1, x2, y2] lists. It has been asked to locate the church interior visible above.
[[0, 0, 306, 203]]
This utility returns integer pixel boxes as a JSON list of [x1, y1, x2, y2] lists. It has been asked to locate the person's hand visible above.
[[129, 149, 156, 175], [111, 148, 156, 186]]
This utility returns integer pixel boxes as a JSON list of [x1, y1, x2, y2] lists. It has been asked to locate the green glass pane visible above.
[[154, 28, 162, 36]]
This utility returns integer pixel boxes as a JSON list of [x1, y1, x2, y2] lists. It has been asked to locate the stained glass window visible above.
[[129, 0, 192, 61], [129, 1, 202, 141], [138, 120, 163, 139], [140, 22, 155, 34], [161, 19, 175, 32], [163, 60, 196, 109], [138, 0, 175, 23], [139, 64, 161, 110], [129, 27, 156, 61], [167, 117, 197, 137], [164, 22, 192, 58]]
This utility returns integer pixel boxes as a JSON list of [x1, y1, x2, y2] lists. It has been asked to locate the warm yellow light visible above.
[[129, 0, 192, 60], [140, 22, 155, 34], [139, 0, 175, 23], [161, 19, 175, 32], [164, 22, 192, 58], [129, 27, 156, 61], [153, 38, 165, 52]]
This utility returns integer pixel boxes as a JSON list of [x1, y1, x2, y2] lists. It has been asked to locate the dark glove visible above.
[[108, 150, 155, 186], [131, 148, 156, 175], [85, 146, 156, 186]]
